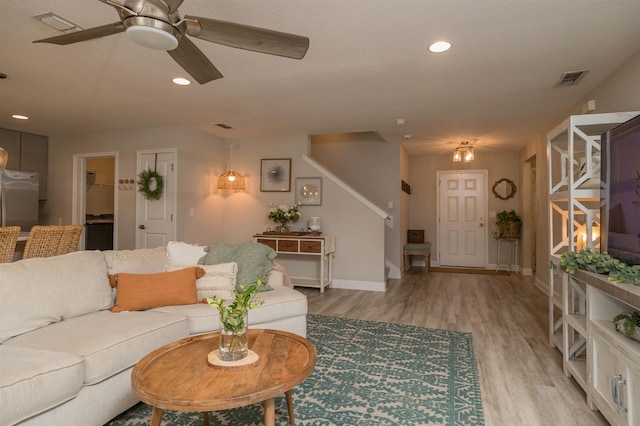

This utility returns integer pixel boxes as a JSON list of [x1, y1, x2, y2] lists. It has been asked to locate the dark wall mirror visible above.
[[492, 178, 517, 200]]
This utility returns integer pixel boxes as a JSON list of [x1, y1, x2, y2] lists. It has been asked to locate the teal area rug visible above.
[[106, 315, 484, 425]]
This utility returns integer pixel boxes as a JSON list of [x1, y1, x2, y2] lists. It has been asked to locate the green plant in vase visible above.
[[268, 204, 301, 232], [495, 210, 522, 238], [207, 279, 264, 361], [557, 247, 640, 285]]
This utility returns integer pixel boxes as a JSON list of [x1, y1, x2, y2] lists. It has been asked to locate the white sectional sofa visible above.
[[0, 243, 308, 426]]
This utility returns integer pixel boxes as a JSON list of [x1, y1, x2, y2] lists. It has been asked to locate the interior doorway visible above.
[[437, 170, 488, 268], [72, 152, 118, 250]]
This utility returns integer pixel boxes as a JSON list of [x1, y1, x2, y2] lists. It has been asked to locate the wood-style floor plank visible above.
[[298, 268, 608, 426]]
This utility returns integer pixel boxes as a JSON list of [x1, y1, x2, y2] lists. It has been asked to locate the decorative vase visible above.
[[275, 223, 290, 233], [219, 314, 248, 361]]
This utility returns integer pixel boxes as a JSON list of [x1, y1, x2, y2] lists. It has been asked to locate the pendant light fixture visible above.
[[217, 143, 245, 190], [453, 141, 474, 162]]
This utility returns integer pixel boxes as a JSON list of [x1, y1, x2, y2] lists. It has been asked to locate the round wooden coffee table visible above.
[[132, 329, 316, 426]]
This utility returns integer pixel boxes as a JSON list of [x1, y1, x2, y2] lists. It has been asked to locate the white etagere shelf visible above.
[[547, 112, 640, 425]]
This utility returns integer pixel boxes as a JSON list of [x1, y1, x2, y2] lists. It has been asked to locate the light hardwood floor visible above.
[[298, 268, 609, 426]]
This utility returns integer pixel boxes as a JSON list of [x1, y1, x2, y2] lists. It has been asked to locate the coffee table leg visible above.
[[264, 397, 275, 426], [203, 411, 210, 426], [150, 407, 164, 426], [285, 390, 295, 424]]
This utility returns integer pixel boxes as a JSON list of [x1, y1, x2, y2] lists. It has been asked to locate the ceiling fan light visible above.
[[126, 25, 178, 50]]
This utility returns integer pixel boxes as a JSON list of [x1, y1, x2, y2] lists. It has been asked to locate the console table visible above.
[[253, 233, 335, 293]]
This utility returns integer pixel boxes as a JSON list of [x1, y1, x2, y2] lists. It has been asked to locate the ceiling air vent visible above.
[[555, 70, 588, 87], [216, 123, 233, 129], [33, 12, 82, 33]]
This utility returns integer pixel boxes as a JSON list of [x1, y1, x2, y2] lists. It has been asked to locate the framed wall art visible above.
[[260, 158, 291, 192], [295, 177, 322, 206]]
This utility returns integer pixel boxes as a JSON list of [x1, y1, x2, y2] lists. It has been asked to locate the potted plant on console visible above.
[[495, 210, 522, 239]]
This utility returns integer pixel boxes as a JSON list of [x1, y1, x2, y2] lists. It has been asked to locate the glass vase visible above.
[[275, 223, 290, 233], [219, 314, 248, 361]]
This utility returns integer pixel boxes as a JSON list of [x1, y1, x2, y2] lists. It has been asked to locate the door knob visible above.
[[138, 224, 146, 230]]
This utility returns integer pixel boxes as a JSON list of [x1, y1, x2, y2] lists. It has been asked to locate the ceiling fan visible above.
[[33, 0, 310, 84]]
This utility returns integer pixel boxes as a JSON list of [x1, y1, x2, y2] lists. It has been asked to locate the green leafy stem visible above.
[[550, 247, 640, 285]]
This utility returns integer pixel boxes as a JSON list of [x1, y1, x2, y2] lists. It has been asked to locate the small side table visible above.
[[496, 237, 519, 272]]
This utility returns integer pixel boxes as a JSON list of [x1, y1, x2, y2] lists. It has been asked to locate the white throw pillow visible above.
[[166, 241, 207, 266], [104, 246, 168, 275], [163, 263, 237, 300]]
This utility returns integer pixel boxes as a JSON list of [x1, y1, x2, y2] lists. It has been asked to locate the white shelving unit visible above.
[[547, 112, 639, 394]]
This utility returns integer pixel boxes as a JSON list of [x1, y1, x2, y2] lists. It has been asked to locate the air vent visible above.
[[555, 70, 588, 87], [33, 12, 82, 33], [216, 123, 233, 129]]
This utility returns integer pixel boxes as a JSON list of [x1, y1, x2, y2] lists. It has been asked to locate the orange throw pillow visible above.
[[110, 267, 204, 312]]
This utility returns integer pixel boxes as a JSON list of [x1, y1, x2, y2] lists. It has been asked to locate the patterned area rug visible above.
[[106, 315, 484, 425]]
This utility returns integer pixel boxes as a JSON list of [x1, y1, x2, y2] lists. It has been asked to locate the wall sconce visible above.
[[217, 143, 245, 190], [218, 170, 245, 190], [453, 141, 474, 162], [0, 147, 8, 170]]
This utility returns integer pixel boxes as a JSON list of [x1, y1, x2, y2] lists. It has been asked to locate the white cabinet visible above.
[[588, 284, 640, 426], [590, 326, 640, 426]]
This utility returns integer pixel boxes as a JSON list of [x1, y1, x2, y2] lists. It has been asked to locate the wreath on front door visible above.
[[137, 169, 164, 201]]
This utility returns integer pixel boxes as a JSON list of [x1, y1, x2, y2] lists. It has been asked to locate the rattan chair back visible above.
[[0, 226, 21, 263], [57, 224, 84, 255], [23, 225, 66, 259]]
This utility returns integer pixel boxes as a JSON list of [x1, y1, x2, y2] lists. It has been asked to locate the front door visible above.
[[135, 149, 177, 249], [438, 170, 487, 267]]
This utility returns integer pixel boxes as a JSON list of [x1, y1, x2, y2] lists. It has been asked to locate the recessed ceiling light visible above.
[[172, 77, 191, 86], [395, 118, 406, 126], [429, 41, 451, 53], [12, 114, 29, 120]]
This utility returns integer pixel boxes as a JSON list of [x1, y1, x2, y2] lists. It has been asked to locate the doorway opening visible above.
[[72, 152, 118, 250]]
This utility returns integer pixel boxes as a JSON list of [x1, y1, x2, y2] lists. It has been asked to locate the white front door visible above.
[[438, 170, 487, 267], [135, 149, 177, 249]]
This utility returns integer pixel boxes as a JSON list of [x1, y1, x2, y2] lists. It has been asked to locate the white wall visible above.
[[44, 128, 386, 290], [310, 132, 402, 278]]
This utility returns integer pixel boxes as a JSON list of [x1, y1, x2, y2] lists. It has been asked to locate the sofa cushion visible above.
[[0, 345, 84, 426], [104, 246, 168, 275], [4, 310, 189, 386], [199, 242, 276, 290], [166, 241, 207, 266], [0, 251, 113, 343], [110, 267, 203, 312], [152, 287, 307, 335], [164, 263, 237, 300]]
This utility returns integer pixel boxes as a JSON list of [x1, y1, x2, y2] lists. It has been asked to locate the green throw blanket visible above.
[[198, 242, 276, 291]]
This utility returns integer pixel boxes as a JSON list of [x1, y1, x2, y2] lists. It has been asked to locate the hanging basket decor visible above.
[[137, 169, 164, 201]]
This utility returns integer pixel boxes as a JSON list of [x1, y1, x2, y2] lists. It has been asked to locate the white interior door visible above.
[[135, 149, 176, 249], [438, 170, 487, 267]]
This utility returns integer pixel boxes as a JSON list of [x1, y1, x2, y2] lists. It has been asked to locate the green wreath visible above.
[[137, 169, 164, 201]]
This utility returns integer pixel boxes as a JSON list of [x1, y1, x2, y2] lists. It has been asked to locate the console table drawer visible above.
[[256, 239, 276, 250], [277, 240, 299, 252], [300, 240, 322, 253]]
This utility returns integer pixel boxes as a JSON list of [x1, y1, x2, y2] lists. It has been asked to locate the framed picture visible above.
[[260, 158, 291, 192], [295, 177, 323, 205]]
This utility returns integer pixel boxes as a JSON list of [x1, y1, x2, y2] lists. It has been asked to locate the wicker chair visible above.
[[0, 226, 21, 263], [22, 225, 66, 259], [57, 224, 84, 255]]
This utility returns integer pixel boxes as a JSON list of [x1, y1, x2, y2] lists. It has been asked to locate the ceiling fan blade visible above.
[[163, 0, 185, 14], [167, 36, 223, 84], [33, 22, 126, 45], [185, 15, 309, 59]]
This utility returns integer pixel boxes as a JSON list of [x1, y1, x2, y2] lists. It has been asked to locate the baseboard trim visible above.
[[331, 279, 387, 292], [535, 276, 549, 296]]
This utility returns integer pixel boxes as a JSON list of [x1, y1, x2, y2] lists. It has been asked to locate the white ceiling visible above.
[[1, 0, 640, 155]]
